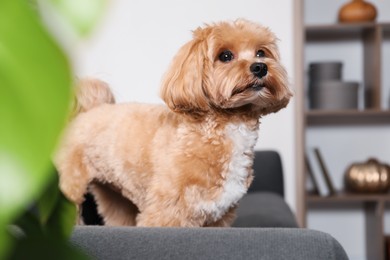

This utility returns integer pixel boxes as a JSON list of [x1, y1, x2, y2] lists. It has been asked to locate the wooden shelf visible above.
[[307, 191, 390, 203], [306, 22, 374, 40], [381, 23, 390, 31], [304, 22, 390, 31], [306, 22, 390, 40], [306, 22, 375, 31], [306, 110, 390, 125]]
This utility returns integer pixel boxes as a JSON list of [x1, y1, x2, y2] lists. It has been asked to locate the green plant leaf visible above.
[[0, 230, 12, 260], [45, 192, 77, 240], [37, 167, 61, 225], [47, 0, 107, 37], [9, 235, 88, 260], [0, 0, 71, 257], [36, 166, 77, 240], [14, 211, 43, 238]]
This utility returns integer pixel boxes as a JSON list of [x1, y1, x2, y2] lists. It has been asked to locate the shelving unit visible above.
[[297, 11, 390, 260]]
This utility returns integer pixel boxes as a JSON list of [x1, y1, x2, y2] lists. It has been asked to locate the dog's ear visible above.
[[160, 32, 211, 115]]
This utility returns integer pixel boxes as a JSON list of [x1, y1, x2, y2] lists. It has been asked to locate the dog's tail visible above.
[[72, 78, 116, 116]]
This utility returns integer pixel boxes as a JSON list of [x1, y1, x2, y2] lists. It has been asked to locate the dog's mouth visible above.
[[232, 83, 265, 96], [251, 83, 265, 91]]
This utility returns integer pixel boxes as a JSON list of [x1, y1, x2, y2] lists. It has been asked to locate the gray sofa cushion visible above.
[[249, 151, 284, 196], [71, 226, 348, 260], [233, 192, 298, 228]]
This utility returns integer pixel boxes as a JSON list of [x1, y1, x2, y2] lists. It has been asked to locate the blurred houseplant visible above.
[[0, 0, 106, 258]]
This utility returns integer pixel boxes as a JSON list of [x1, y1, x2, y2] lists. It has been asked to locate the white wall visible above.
[[73, 0, 297, 211]]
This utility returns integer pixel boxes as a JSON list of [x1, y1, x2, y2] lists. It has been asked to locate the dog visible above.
[[55, 19, 292, 227]]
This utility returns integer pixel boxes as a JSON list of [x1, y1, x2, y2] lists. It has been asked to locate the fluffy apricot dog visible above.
[[56, 19, 292, 227]]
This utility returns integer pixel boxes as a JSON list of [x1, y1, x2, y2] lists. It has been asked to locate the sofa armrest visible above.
[[233, 192, 298, 228], [71, 226, 348, 260]]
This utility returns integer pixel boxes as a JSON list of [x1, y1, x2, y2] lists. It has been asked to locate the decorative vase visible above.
[[338, 0, 377, 23], [344, 159, 390, 193]]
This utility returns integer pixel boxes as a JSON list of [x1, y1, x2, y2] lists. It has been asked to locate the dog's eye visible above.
[[218, 50, 234, 63], [256, 50, 266, 58]]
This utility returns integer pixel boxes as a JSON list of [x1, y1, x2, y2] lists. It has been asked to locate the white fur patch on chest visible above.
[[195, 122, 259, 223]]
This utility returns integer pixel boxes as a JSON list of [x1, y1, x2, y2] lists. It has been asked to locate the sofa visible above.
[[70, 151, 348, 259]]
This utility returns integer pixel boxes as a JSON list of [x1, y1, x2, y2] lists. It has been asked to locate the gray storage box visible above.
[[309, 80, 358, 110], [309, 62, 342, 82]]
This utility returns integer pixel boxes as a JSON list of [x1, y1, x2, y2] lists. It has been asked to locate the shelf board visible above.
[[305, 22, 390, 40], [306, 22, 375, 40], [378, 22, 390, 32], [306, 22, 376, 32], [307, 191, 390, 203], [305, 109, 390, 125]]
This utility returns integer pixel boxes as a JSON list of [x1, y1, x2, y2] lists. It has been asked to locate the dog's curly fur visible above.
[[55, 19, 292, 227]]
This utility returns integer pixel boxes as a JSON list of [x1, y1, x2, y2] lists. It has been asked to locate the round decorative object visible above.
[[345, 159, 390, 193], [338, 0, 377, 23]]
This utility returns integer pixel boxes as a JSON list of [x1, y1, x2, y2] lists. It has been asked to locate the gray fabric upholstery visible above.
[[249, 151, 284, 196], [233, 150, 298, 228], [71, 226, 348, 260], [233, 192, 298, 228]]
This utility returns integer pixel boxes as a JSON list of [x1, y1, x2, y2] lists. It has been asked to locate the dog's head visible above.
[[160, 19, 292, 117]]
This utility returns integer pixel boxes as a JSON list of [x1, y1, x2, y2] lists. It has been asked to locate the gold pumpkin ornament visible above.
[[338, 0, 377, 23], [344, 159, 390, 193]]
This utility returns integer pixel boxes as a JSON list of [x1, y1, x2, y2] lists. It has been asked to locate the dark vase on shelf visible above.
[[338, 0, 377, 23]]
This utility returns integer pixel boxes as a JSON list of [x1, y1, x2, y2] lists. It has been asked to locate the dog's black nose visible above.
[[250, 62, 268, 78]]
